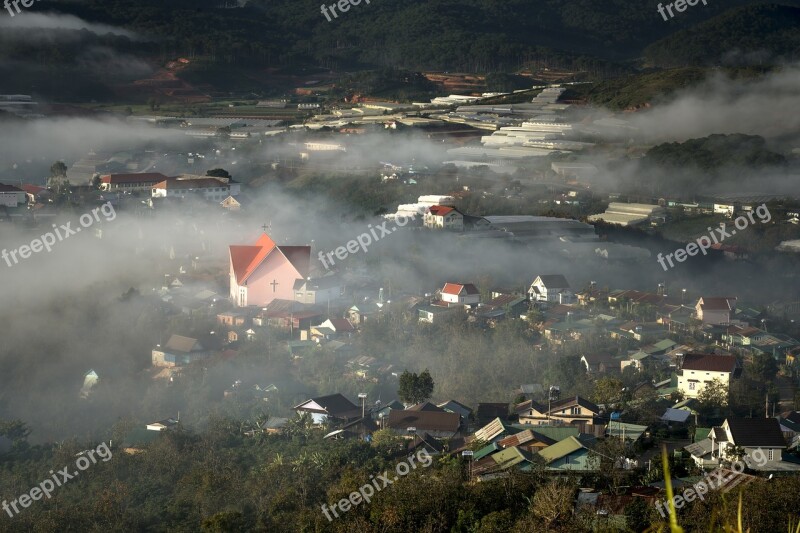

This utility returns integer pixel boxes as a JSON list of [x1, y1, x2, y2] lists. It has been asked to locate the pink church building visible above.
[[229, 233, 310, 307]]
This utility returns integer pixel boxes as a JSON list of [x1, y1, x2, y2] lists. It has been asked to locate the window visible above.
[[688, 381, 696, 390], [768, 449, 774, 461], [571, 407, 580, 415]]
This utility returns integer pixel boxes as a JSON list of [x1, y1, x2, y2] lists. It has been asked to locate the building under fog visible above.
[[587, 203, 666, 227]]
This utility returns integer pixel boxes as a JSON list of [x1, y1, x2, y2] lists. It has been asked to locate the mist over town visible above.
[[1, 2, 800, 531]]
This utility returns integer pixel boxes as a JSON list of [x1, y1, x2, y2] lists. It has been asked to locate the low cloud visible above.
[[0, 12, 138, 39]]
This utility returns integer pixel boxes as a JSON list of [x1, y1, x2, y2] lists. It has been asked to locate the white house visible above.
[[0, 183, 26, 207], [685, 417, 788, 470], [293, 276, 343, 305], [152, 175, 239, 202], [424, 205, 464, 230], [677, 353, 737, 399], [152, 335, 210, 368], [440, 282, 480, 305], [100, 173, 172, 192], [146, 418, 179, 431], [79, 370, 99, 399], [528, 275, 573, 303], [695, 297, 737, 325], [294, 393, 361, 424]]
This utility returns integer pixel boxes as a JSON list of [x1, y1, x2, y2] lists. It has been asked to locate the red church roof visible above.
[[229, 233, 310, 285], [428, 205, 455, 216]]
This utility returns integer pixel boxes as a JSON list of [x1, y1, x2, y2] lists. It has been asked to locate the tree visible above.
[[750, 353, 778, 382], [531, 479, 575, 527], [0, 419, 30, 442], [50, 161, 67, 179], [698, 378, 729, 410], [206, 168, 231, 179], [592, 376, 624, 408], [90, 174, 102, 190], [398, 369, 434, 405], [201, 511, 248, 532]]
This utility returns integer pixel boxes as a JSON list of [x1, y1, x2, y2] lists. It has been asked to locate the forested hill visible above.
[[645, 4, 800, 67], [37, 0, 797, 71]]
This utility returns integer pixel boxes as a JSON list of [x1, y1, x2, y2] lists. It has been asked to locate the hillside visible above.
[[645, 4, 800, 67]]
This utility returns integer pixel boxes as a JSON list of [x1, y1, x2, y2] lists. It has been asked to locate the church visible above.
[[229, 233, 310, 307]]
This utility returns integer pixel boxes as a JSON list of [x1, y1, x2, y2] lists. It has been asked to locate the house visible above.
[[496, 429, 556, 452], [477, 294, 528, 321], [152, 175, 239, 202], [294, 276, 343, 305], [229, 233, 311, 307], [258, 299, 323, 332], [621, 351, 651, 372], [120, 428, 161, 454], [528, 275, 573, 304], [294, 393, 362, 424], [0, 183, 27, 207], [100, 172, 172, 192], [407, 433, 446, 455], [324, 417, 379, 440], [217, 311, 250, 328], [580, 352, 618, 374], [677, 353, 738, 399], [516, 396, 600, 432], [424, 205, 464, 230], [79, 370, 99, 399], [348, 301, 382, 326], [375, 400, 405, 422], [408, 401, 446, 412], [621, 342, 673, 371], [220, 195, 242, 211], [661, 408, 692, 424], [21, 184, 50, 205], [263, 417, 289, 435], [685, 418, 789, 470], [152, 335, 210, 367], [611, 321, 669, 342], [474, 417, 522, 443], [473, 446, 537, 479], [536, 436, 596, 472], [310, 318, 355, 341], [440, 282, 481, 305], [778, 412, 800, 450], [386, 409, 461, 438], [146, 417, 180, 431], [437, 400, 472, 422], [695, 297, 737, 325], [463, 214, 491, 231], [476, 403, 511, 426], [418, 303, 462, 324]]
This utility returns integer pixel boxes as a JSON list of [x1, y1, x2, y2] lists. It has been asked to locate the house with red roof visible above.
[[695, 297, 737, 325], [229, 233, 310, 307], [677, 353, 738, 399], [424, 205, 464, 230], [21, 184, 49, 205], [441, 282, 480, 305]]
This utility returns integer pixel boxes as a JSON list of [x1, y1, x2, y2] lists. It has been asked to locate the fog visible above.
[[628, 64, 800, 145], [1, 62, 800, 442], [0, 12, 139, 39]]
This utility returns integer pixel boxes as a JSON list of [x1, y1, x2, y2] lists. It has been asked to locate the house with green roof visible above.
[[473, 446, 537, 479], [537, 436, 597, 472]]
